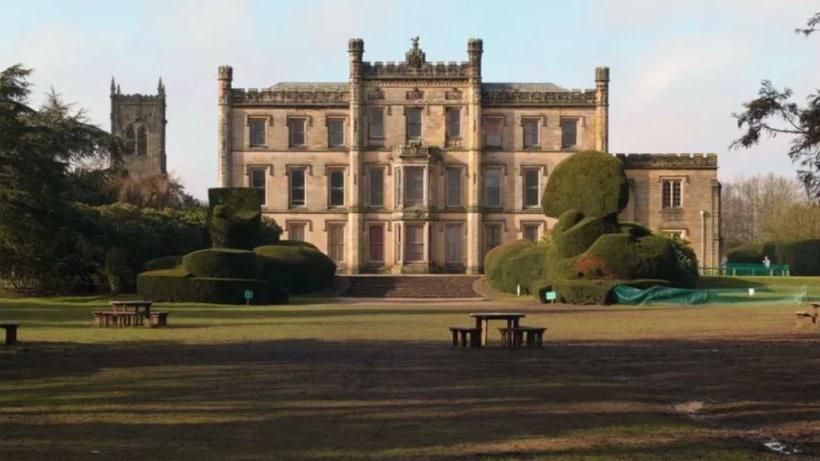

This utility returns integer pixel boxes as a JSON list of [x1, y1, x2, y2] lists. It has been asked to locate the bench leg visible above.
[[469, 331, 481, 349], [451, 330, 458, 346], [459, 331, 467, 347]]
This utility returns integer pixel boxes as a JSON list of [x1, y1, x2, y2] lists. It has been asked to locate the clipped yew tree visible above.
[[484, 150, 698, 304], [137, 188, 336, 304]]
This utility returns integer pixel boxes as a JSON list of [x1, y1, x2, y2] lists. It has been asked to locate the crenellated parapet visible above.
[[230, 87, 350, 107], [616, 153, 718, 170], [482, 87, 596, 107]]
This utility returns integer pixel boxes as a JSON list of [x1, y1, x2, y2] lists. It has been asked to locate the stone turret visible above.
[[110, 77, 167, 176], [595, 66, 610, 152], [217, 65, 233, 186]]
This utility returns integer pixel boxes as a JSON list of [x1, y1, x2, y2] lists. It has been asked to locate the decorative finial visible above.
[[411, 36, 420, 49], [158, 77, 165, 93], [116, 84, 121, 94], [110, 77, 116, 95]]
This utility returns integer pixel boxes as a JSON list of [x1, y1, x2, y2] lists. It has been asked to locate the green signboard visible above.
[[545, 291, 557, 301]]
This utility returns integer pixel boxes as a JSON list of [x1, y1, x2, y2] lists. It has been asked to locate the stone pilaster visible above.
[[217, 65, 233, 187], [595, 66, 609, 153], [347, 39, 364, 273], [466, 38, 483, 274]]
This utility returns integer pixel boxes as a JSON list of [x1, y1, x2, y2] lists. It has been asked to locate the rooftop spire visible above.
[[158, 77, 165, 94]]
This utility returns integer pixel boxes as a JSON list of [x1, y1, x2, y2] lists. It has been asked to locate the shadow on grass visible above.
[[1, 336, 818, 460]]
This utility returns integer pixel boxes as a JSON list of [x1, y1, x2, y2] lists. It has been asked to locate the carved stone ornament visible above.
[[366, 87, 385, 100], [393, 141, 440, 163], [445, 88, 463, 100], [406, 36, 426, 68], [405, 88, 424, 100]]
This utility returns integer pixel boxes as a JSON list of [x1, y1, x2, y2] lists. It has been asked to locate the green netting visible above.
[[613, 284, 815, 306]]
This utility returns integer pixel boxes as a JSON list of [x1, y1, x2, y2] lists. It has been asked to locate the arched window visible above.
[[136, 126, 148, 156], [124, 125, 135, 155]]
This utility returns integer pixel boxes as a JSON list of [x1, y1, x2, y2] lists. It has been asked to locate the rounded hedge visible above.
[[499, 245, 548, 294], [552, 212, 618, 258], [207, 188, 262, 249], [143, 255, 182, 271], [583, 234, 696, 288], [483, 240, 538, 291], [137, 269, 289, 305], [541, 150, 629, 219], [255, 244, 336, 294], [182, 248, 258, 279]]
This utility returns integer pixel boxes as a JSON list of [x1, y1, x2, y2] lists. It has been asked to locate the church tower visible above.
[[110, 77, 167, 176]]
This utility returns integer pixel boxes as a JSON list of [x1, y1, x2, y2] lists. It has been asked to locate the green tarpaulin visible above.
[[613, 285, 709, 305]]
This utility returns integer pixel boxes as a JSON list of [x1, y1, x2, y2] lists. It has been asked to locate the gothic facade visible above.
[[216, 38, 721, 274], [110, 78, 167, 176]]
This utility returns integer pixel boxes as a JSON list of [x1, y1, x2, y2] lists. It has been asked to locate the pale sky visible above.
[[1, 0, 817, 199]]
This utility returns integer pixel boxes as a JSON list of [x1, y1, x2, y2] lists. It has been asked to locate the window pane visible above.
[[328, 119, 344, 147], [523, 225, 539, 242], [446, 108, 460, 138], [561, 119, 577, 148], [445, 224, 463, 263], [404, 167, 424, 206], [329, 171, 344, 207], [250, 119, 266, 146], [484, 118, 502, 147], [405, 225, 424, 262], [290, 169, 305, 207], [250, 169, 266, 205], [484, 168, 501, 207], [136, 126, 148, 156], [446, 167, 462, 207], [329, 225, 344, 262], [289, 224, 305, 242], [524, 169, 540, 207], [523, 119, 538, 148], [369, 109, 384, 138], [484, 224, 501, 255], [369, 168, 384, 207], [289, 119, 306, 146], [369, 226, 384, 262], [672, 181, 682, 207], [406, 108, 422, 140]]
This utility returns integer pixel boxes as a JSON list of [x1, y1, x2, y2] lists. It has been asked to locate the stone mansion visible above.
[[215, 38, 721, 274]]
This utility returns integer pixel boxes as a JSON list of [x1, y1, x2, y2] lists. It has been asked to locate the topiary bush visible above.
[[552, 212, 618, 258], [541, 150, 629, 219], [182, 248, 258, 279], [483, 240, 538, 292], [499, 245, 548, 294], [207, 188, 262, 249], [144, 255, 182, 271], [137, 268, 288, 305], [255, 244, 336, 294]]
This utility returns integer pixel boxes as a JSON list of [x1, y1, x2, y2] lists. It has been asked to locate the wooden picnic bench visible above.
[[469, 312, 526, 346], [1, 323, 19, 345], [794, 303, 819, 328], [93, 301, 165, 328], [498, 326, 547, 349], [449, 327, 481, 348]]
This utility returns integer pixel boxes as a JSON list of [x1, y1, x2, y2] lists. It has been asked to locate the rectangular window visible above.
[[523, 224, 540, 242], [523, 169, 540, 208], [406, 107, 422, 141], [405, 224, 424, 262], [445, 167, 462, 208], [446, 108, 461, 139], [249, 119, 266, 147], [662, 179, 683, 208], [368, 225, 384, 263], [523, 118, 539, 148], [483, 117, 502, 148], [561, 118, 578, 149], [328, 224, 344, 263], [369, 108, 384, 139], [289, 118, 306, 147], [484, 168, 502, 208], [249, 168, 267, 206], [484, 224, 502, 256], [329, 170, 345, 207], [289, 168, 306, 207], [368, 167, 384, 207], [404, 167, 424, 207], [288, 223, 306, 242], [445, 223, 463, 264], [327, 118, 345, 147]]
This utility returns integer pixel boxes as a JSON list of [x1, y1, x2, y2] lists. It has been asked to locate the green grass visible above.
[[1, 277, 819, 460]]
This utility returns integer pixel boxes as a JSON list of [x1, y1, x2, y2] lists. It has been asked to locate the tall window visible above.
[[328, 224, 344, 263], [250, 168, 267, 206], [483, 117, 502, 148], [523, 169, 540, 208], [124, 125, 135, 155], [329, 170, 345, 207], [289, 168, 306, 207], [445, 167, 462, 207], [406, 108, 422, 141], [368, 225, 384, 263], [662, 179, 683, 208], [369, 108, 384, 139], [136, 126, 148, 156], [523, 224, 540, 242], [484, 223, 502, 256], [484, 168, 502, 208], [288, 223, 306, 242], [561, 118, 578, 149], [288, 118, 306, 147], [405, 225, 424, 262], [368, 167, 384, 207], [249, 119, 266, 147], [404, 167, 424, 207], [445, 223, 464, 264], [522, 118, 539, 148], [327, 118, 344, 147], [446, 108, 461, 140]]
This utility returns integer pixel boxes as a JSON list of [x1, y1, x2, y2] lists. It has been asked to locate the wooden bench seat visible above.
[[449, 327, 481, 348], [148, 312, 170, 328], [1, 323, 19, 345], [499, 326, 547, 348]]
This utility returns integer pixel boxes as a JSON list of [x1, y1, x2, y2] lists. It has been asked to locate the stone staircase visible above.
[[341, 275, 482, 299]]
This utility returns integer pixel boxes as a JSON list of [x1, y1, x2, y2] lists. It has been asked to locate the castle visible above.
[[110, 78, 167, 176], [215, 38, 721, 274]]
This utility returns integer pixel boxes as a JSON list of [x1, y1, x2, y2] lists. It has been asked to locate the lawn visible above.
[[0, 277, 819, 460]]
